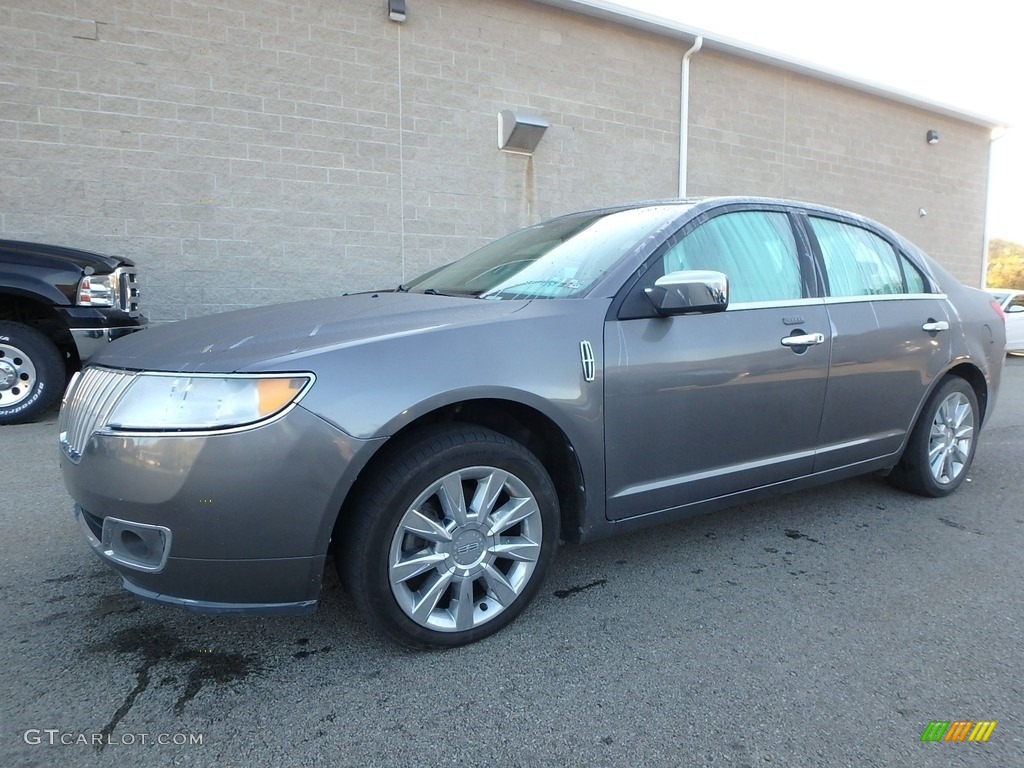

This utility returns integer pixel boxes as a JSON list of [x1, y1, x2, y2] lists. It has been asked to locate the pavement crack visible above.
[[784, 529, 821, 543], [938, 517, 983, 535], [97, 663, 152, 751], [554, 578, 607, 599]]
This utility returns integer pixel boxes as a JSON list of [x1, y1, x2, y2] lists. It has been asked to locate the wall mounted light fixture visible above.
[[498, 109, 549, 154], [926, 129, 939, 144], [387, 0, 406, 22]]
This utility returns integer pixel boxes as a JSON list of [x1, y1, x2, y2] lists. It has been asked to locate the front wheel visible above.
[[0, 321, 65, 425], [888, 376, 979, 497], [340, 425, 559, 648]]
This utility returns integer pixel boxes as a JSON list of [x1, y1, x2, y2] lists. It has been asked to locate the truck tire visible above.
[[0, 321, 65, 425]]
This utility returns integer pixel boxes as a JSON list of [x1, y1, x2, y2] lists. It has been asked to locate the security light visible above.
[[498, 110, 549, 154], [388, 0, 406, 22]]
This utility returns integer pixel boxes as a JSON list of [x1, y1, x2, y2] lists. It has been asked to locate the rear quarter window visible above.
[[901, 253, 928, 293]]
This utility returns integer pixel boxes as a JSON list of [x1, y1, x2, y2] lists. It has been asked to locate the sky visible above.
[[613, 0, 1023, 244]]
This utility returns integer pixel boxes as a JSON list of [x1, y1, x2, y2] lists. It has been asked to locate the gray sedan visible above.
[[58, 197, 1006, 648]]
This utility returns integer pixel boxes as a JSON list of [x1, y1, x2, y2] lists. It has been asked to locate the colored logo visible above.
[[920, 720, 997, 742]]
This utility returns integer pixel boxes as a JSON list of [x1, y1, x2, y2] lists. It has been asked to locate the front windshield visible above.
[[405, 206, 690, 299]]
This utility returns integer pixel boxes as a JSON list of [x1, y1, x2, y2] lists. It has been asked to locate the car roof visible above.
[[564, 196, 894, 231]]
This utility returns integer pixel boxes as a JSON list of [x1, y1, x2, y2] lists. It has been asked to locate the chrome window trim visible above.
[[722, 293, 947, 312], [726, 297, 825, 311], [822, 293, 948, 305]]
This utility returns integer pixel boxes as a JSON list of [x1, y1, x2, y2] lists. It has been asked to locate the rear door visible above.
[[604, 206, 831, 520], [801, 214, 952, 471]]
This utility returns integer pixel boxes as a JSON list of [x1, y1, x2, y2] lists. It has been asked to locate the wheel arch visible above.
[[331, 397, 588, 549], [885, 360, 988, 478], [944, 361, 989, 426], [888, 368, 982, 496], [0, 290, 79, 368]]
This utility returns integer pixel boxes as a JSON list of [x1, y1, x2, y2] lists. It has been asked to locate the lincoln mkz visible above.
[[59, 198, 1006, 647]]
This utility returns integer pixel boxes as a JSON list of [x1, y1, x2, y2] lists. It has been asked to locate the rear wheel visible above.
[[888, 376, 978, 497], [340, 425, 559, 648], [0, 321, 65, 425]]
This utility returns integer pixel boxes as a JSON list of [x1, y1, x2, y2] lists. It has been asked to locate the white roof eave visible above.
[[533, 0, 1006, 129]]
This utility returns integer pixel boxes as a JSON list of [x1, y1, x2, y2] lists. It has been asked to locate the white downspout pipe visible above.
[[679, 35, 703, 198], [981, 126, 1006, 288]]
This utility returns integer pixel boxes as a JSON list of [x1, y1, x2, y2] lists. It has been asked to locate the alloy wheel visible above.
[[926, 391, 974, 485], [388, 466, 543, 632]]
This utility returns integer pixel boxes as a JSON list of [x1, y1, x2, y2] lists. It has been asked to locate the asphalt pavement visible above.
[[2, 358, 1023, 767]]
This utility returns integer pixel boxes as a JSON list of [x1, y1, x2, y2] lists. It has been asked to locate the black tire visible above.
[[0, 321, 65, 425], [339, 424, 559, 649], [888, 376, 979, 497]]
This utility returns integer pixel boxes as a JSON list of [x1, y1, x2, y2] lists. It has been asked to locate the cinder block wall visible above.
[[0, 0, 991, 322], [0, 0, 681, 321], [687, 51, 992, 284]]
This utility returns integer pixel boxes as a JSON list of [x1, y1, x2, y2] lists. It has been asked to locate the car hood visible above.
[[92, 292, 527, 372]]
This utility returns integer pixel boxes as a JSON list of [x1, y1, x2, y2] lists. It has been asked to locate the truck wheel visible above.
[[0, 321, 65, 425]]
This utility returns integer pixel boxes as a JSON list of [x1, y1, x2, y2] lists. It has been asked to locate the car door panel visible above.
[[801, 214, 953, 470], [813, 297, 951, 469], [604, 302, 831, 520], [603, 207, 830, 521]]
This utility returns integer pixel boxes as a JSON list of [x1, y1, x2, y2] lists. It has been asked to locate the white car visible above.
[[990, 289, 1024, 353]]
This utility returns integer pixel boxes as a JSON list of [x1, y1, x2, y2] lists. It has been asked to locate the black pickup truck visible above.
[[0, 239, 147, 424]]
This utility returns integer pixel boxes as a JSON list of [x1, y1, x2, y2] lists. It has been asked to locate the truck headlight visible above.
[[77, 273, 117, 307], [107, 373, 313, 431]]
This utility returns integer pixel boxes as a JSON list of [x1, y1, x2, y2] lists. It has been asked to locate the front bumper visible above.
[[75, 504, 320, 614], [61, 403, 382, 613], [70, 324, 147, 362]]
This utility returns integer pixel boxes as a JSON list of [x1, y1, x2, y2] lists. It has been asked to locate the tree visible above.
[[987, 239, 1024, 289]]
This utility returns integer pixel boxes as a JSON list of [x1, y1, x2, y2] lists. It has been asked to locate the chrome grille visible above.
[[117, 267, 140, 314], [59, 367, 137, 462]]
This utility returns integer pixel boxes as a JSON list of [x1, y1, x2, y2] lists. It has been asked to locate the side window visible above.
[[901, 254, 928, 293], [809, 218, 904, 296], [661, 211, 803, 303], [1007, 294, 1024, 312]]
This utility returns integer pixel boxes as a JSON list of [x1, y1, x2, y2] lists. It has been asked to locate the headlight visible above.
[[77, 273, 117, 307], [107, 374, 313, 431]]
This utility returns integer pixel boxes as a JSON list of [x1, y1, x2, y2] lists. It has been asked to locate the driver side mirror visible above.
[[644, 270, 729, 316], [1007, 304, 1024, 314]]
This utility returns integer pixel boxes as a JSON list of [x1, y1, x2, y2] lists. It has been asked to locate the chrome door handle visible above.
[[922, 320, 949, 333], [780, 332, 825, 347]]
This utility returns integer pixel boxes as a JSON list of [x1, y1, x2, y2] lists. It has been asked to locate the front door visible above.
[[603, 208, 831, 521]]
